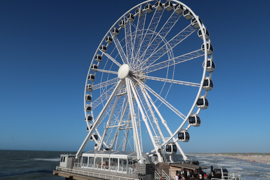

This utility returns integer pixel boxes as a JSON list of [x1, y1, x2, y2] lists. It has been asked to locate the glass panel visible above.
[[173, 145, 177, 152], [82, 156, 88, 167], [197, 99, 203, 105], [186, 133, 190, 140], [207, 60, 211, 67], [119, 159, 127, 171], [203, 79, 209, 86], [210, 80, 213, 87], [95, 157, 102, 168], [110, 158, 118, 170], [212, 61, 216, 68], [103, 158, 109, 169], [178, 132, 184, 139], [89, 157, 94, 168], [189, 116, 195, 124], [205, 99, 209, 106], [166, 145, 171, 152]]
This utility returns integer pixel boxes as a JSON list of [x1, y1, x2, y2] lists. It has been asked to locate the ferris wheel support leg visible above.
[[76, 80, 122, 159], [98, 95, 121, 151], [144, 88, 188, 161], [125, 78, 143, 163], [109, 100, 129, 150], [129, 79, 163, 163]]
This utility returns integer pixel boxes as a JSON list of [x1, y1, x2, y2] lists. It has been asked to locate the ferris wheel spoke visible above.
[[141, 24, 197, 68], [135, 10, 164, 65], [101, 51, 122, 67], [143, 75, 200, 87], [95, 69, 118, 75], [144, 49, 204, 73], [125, 21, 135, 65], [139, 11, 181, 63], [133, 9, 163, 67], [135, 78, 185, 120], [111, 34, 129, 65], [130, 10, 147, 67], [93, 77, 119, 91]]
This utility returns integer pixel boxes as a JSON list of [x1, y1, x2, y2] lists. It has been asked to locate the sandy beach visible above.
[[207, 153, 270, 164]]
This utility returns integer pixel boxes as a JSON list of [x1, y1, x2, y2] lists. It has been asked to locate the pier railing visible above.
[[56, 166, 138, 180]]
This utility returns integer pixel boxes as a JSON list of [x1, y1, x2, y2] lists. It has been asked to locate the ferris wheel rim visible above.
[[82, 0, 213, 160]]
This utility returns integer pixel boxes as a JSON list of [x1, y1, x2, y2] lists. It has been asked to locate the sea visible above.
[[0, 150, 269, 180]]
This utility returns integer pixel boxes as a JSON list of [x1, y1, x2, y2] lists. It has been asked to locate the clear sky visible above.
[[1, 0, 270, 154]]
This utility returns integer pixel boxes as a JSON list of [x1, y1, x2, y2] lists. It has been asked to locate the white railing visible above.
[[169, 169, 175, 180], [154, 170, 161, 180], [162, 169, 171, 180], [56, 166, 138, 180]]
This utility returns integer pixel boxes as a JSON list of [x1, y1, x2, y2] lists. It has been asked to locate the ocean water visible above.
[[0, 150, 67, 180], [0, 150, 269, 179]]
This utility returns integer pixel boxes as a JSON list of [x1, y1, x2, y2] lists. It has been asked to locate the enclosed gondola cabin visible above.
[[144, 4, 153, 14], [175, 3, 183, 15], [178, 131, 190, 142], [127, 13, 135, 22], [165, 1, 173, 12], [198, 27, 210, 40], [119, 20, 126, 29], [183, 9, 193, 20], [85, 105, 92, 112], [135, 8, 143, 17], [197, 96, 209, 109], [203, 77, 214, 91], [90, 133, 98, 141], [105, 36, 113, 44], [191, 17, 202, 29], [88, 74, 95, 82], [85, 114, 93, 122], [91, 64, 98, 71], [201, 41, 214, 55], [100, 45, 107, 53], [86, 84, 93, 92], [189, 114, 201, 127], [165, 142, 177, 155], [85, 94, 92, 102], [95, 54, 102, 62], [112, 27, 119, 36], [154, 1, 163, 12], [203, 58, 216, 72]]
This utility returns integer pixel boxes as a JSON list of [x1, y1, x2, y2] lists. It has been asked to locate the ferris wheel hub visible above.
[[118, 64, 130, 79]]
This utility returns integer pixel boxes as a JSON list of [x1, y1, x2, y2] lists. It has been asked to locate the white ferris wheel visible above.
[[76, 0, 215, 163]]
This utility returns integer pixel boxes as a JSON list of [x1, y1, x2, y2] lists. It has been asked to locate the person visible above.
[[175, 174, 179, 180], [181, 174, 186, 180]]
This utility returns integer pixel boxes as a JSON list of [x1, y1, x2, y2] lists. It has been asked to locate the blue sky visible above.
[[1, 0, 270, 154]]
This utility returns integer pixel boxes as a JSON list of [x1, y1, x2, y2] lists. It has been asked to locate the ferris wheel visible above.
[[76, 0, 215, 163]]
